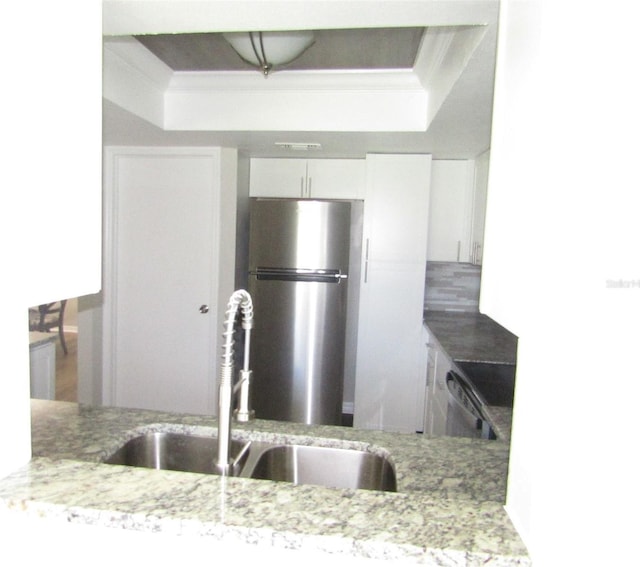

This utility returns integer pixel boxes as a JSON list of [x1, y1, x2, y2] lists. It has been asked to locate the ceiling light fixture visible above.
[[223, 31, 315, 77]]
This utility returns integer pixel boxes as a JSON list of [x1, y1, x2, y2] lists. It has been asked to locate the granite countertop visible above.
[[423, 310, 517, 365], [28, 331, 57, 348], [423, 310, 518, 441], [0, 400, 530, 565]]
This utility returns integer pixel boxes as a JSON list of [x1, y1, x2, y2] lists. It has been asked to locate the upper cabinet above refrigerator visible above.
[[249, 158, 366, 200]]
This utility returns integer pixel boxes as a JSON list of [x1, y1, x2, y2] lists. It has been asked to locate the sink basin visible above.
[[103, 432, 250, 476], [103, 431, 397, 492], [249, 444, 397, 492]]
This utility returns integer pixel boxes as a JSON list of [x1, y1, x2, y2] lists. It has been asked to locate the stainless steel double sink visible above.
[[103, 431, 397, 493]]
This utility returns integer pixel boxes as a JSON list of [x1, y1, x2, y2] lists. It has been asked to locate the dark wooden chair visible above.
[[28, 300, 68, 355]]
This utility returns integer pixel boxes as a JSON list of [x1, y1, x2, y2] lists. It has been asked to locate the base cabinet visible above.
[[29, 335, 56, 400], [423, 326, 452, 436]]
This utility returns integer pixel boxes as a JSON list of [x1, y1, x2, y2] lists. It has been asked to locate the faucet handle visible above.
[[234, 369, 255, 422]]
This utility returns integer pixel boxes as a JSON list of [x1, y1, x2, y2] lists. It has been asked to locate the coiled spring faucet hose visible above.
[[216, 289, 254, 475]]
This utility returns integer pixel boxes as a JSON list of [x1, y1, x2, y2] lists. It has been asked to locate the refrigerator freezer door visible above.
[[248, 198, 351, 272]]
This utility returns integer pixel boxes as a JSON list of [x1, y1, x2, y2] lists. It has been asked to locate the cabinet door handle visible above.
[[364, 238, 370, 283], [457, 240, 461, 262], [300, 176, 305, 198], [308, 176, 312, 197]]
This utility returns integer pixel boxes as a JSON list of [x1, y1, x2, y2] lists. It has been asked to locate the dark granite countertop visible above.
[[423, 310, 518, 365], [423, 310, 518, 441]]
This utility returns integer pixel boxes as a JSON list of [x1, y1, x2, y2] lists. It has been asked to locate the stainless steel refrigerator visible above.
[[248, 198, 359, 426]]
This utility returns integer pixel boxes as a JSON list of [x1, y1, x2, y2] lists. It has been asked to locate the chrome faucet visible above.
[[216, 289, 254, 476]]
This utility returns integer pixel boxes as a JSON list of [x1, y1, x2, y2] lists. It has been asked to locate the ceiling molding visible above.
[[104, 36, 430, 133], [103, 37, 173, 127], [164, 87, 429, 132], [104, 36, 174, 88], [415, 25, 488, 128], [167, 69, 425, 92], [102, 1, 499, 158], [104, 20, 488, 134]]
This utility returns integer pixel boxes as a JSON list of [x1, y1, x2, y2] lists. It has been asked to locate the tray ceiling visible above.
[[103, 2, 500, 159], [135, 28, 426, 72]]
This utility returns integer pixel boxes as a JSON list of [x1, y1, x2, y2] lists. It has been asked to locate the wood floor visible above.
[[55, 332, 77, 402]]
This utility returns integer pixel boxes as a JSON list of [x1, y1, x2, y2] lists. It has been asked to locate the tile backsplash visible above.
[[424, 261, 481, 312]]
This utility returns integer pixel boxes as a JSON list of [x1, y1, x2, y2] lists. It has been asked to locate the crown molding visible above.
[[167, 69, 425, 93], [415, 25, 488, 128], [103, 24, 486, 134], [104, 36, 174, 89], [103, 36, 173, 127], [104, 36, 430, 132]]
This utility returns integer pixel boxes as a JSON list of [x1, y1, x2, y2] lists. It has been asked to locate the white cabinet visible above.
[[470, 150, 490, 265], [422, 328, 452, 436], [427, 157, 488, 264], [250, 158, 365, 199], [250, 158, 306, 197], [29, 333, 57, 400], [354, 154, 432, 433], [103, 147, 238, 415], [430, 343, 452, 436], [427, 160, 474, 262], [421, 331, 437, 434]]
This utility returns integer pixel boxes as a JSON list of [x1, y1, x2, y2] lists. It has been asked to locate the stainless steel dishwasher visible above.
[[445, 370, 496, 440]]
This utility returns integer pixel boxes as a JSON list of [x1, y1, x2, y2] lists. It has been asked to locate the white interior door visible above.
[[104, 148, 222, 414]]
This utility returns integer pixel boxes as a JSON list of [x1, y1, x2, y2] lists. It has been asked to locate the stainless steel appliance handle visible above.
[[446, 371, 496, 440], [446, 371, 486, 420], [250, 268, 347, 283]]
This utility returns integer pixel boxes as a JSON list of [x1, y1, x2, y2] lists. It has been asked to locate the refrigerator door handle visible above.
[[251, 268, 348, 283]]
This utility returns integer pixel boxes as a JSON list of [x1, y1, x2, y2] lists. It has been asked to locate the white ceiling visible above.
[[103, 3, 499, 160]]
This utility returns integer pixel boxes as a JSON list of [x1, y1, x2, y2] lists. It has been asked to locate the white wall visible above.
[[482, 1, 639, 564], [0, 0, 102, 479]]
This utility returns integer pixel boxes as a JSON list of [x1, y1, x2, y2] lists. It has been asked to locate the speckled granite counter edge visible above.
[[0, 401, 530, 565]]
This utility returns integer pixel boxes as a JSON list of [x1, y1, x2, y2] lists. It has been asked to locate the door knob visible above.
[[199, 304, 209, 314]]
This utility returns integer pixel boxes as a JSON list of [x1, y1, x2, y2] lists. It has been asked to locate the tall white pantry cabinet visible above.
[[354, 154, 431, 433]]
